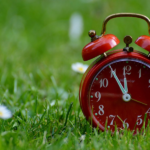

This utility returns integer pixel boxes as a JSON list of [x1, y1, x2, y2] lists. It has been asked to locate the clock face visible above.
[[89, 58, 150, 132]]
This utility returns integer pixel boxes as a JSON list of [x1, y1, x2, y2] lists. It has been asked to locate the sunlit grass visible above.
[[0, 0, 150, 149]]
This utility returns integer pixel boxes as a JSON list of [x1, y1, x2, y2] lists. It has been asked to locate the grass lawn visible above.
[[0, 0, 150, 149]]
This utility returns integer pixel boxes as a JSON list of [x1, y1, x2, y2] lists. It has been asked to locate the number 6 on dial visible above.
[[123, 119, 129, 129]]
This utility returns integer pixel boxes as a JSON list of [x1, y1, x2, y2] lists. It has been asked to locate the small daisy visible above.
[[79, 134, 86, 141], [50, 100, 55, 106], [0, 105, 12, 119], [69, 13, 83, 41], [71, 62, 88, 73]]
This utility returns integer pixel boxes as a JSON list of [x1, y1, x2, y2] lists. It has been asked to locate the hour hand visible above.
[[109, 65, 126, 94]]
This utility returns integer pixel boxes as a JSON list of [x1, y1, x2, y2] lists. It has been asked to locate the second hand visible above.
[[131, 98, 147, 106]]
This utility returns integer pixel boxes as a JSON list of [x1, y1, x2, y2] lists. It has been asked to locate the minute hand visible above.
[[109, 65, 126, 94], [124, 68, 128, 92]]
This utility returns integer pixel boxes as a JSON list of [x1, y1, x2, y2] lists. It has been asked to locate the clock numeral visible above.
[[146, 108, 150, 116], [138, 69, 141, 78], [100, 78, 108, 88], [136, 115, 143, 125], [110, 69, 116, 78], [123, 119, 129, 129], [95, 92, 101, 102], [98, 105, 104, 115], [109, 115, 116, 125], [123, 65, 131, 75], [148, 80, 150, 88]]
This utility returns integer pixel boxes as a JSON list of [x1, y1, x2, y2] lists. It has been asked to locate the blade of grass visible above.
[[64, 102, 73, 127]]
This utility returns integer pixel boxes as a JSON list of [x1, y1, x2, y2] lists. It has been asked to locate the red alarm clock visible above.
[[79, 13, 150, 133]]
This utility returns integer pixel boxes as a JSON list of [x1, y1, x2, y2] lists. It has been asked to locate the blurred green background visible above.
[[0, 0, 150, 92]]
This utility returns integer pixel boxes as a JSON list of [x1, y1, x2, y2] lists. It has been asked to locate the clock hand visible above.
[[131, 98, 147, 106], [123, 68, 128, 93], [109, 65, 127, 94]]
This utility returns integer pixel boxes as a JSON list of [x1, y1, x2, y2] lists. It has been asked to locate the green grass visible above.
[[0, 0, 150, 149]]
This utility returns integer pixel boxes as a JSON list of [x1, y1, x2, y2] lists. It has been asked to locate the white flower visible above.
[[69, 13, 83, 41], [80, 135, 86, 141], [0, 105, 12, 119], [50, 100, 55, 106], [71, 62, 88, 73]]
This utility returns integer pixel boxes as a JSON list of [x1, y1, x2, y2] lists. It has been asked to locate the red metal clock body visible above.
[[79, 13, 150, 133]]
